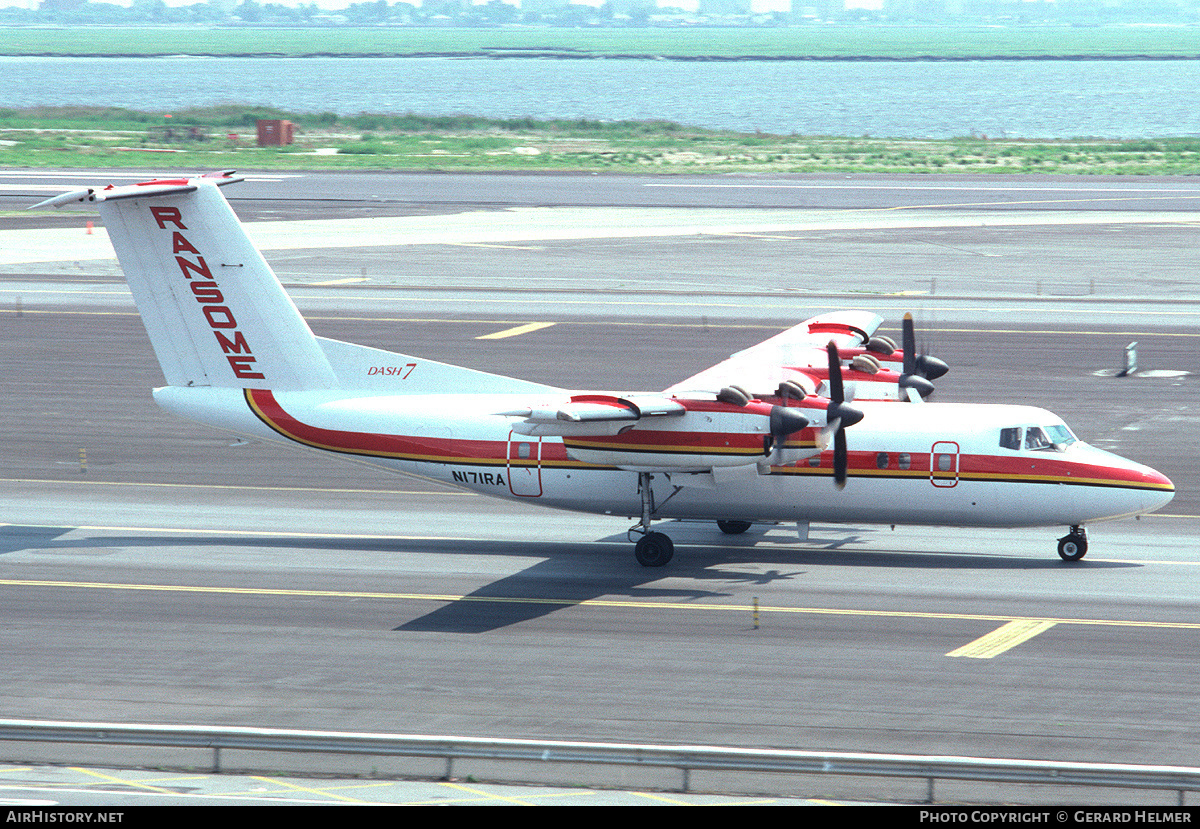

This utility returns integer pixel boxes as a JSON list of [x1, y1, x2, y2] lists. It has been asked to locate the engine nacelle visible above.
[[561, 398, 817, 470]]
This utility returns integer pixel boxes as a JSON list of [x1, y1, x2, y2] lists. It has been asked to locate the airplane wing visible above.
[[664, 311, 885, 398], [500, 394, 686, 436]]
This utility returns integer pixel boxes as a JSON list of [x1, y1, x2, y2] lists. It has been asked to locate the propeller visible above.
[[898, 312, 948, 402], [823, 341, 864, 488]]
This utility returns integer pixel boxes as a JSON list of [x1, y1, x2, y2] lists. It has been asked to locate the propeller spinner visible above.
[[763, 404, 810, 465]]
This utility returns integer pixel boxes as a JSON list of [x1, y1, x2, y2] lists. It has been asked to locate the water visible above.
[[3, 55, 1199, 139]]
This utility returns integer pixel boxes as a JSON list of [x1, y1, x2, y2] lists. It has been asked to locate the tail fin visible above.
[[33, 172, 337, 391]]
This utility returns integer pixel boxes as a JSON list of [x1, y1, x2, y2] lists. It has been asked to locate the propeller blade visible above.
[[833, 428, 848, 489], [826, 341, 845, 403], [823, 340, 862, 487], [818, 419, 838, 452], [898, 313, 947, 398], [902, 313, 917, 377]]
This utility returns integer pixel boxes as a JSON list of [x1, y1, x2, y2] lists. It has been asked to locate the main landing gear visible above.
[[628, 473, 760, 566], [629, 472, 680, 567], [634, 531, 674, 567], [1057, 525, 1088, 562]]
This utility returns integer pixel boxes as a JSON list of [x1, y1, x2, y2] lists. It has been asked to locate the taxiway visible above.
[[1, 171, 1197, 802]]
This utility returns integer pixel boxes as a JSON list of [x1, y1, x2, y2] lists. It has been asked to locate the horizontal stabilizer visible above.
[[317, 337, 558, 395]]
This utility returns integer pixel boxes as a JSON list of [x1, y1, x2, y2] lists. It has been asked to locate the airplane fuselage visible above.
[[155, 386, 1174, 532]]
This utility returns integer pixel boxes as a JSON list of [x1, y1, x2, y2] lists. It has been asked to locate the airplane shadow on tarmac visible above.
[[394, 521, 1142, 632], [0, 522, 1140, 634]]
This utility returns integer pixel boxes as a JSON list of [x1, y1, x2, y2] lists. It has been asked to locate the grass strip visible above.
[[3, 105, 1199, 175]]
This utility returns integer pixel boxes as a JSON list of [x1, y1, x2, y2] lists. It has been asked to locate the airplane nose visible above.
[[1141, 466, 1175, 513], [1074, 444, 1175, 521]]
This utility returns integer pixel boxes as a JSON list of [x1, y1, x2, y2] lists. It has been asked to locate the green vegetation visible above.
[[3, 106, 1200, 175], [6, 25, 1200, 60]]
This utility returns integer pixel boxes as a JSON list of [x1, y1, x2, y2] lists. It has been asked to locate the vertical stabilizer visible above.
[[35, 173, 337, 391]]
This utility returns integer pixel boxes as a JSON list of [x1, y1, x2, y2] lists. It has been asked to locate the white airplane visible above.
[[33, 172, 1175, 566]]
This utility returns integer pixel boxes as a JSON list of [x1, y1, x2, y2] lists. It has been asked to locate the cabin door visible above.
[[507, 433, 543, 497], [930, 441, 960, 488]]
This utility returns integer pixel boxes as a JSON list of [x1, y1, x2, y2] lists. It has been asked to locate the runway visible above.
[[1, 171, 1198, 802]]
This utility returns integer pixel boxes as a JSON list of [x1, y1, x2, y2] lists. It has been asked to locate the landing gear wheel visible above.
[[717, 520, 752, 535], [1058, 530, 1088, 562], [634, 531, 674, 567]]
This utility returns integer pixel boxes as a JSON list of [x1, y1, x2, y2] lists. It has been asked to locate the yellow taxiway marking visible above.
[[0, 477, 471, 497], [0, 522, 472, 543], [631, 791, 700, 805], [475, 321, 556, 340], [3, 578, 1200, 633], [438, 781, 538, 806], [251, 776, 368, 804], [70, 767, 177, 795], [946, 620, 1059, 659]]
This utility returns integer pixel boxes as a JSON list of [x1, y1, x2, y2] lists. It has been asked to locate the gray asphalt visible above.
[[1, 171, 1198, 805]]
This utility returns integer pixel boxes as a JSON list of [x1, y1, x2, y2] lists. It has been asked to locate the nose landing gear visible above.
[[1058, 526, 1088, 562]]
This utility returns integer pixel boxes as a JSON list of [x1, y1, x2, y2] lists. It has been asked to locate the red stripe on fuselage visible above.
[[244, 388, 511, 465], [241, 390, 1168, 492], [768, 448, 1173, 491]]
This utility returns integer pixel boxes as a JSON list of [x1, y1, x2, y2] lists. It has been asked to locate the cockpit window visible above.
[[1022, 424, 1078, 451], [1001, 424, 1078, 451], [1045, 424, 1077, 447], [1025, 426, 1052, 450]]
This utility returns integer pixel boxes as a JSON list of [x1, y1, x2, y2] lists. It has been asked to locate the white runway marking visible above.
[[7, 205, 1200, 266]]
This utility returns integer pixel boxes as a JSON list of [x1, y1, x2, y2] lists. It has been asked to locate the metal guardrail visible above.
[[0, 718, 1197, 804]]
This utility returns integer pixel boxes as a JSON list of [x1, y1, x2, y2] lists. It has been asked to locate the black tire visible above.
[[1058, 534, 1088, 562], [634, 531, 674, 567], [717, 520, 752, 535]]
